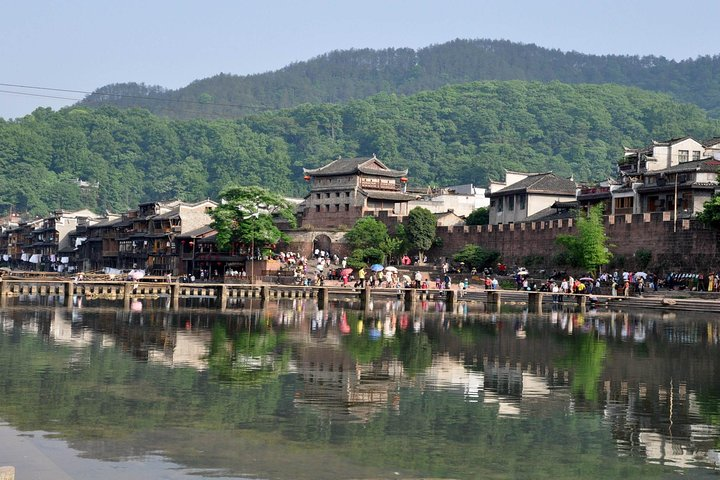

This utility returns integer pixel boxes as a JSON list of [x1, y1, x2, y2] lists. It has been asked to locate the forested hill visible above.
[[78, 39, 720, 119], [2, 81, 718, 216]]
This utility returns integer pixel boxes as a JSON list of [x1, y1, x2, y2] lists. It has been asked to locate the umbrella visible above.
[[384, 266, 398, 273], [315, 264, 324, 271], [516, 269, 529, 276], [370, 264, 384, 272], [579, 277, 594, 282], [402, 274, 411, 282], [635, 272, 647, 279], [340, 268, 353, 277]]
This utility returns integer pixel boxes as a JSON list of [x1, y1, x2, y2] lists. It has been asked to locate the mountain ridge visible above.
[[78, 38, 720, 119]]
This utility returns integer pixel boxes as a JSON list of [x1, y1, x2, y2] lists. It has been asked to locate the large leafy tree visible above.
[[465, 207, 489, 225], [344, 216, 397, 267], [405, 207, 437, 262], [555, 205, 612, 275], [697, 194, 720, 229], [210, 186, 296, 251], [452, 244, 500, 271]]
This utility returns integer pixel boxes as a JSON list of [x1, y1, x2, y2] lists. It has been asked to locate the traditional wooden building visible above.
[[300, 155, 416, 229]]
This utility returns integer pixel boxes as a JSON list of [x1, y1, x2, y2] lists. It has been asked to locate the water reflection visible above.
[[0, 296, 719, 479]]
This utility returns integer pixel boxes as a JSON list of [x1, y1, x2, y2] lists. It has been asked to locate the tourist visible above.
[[358, 267, 366, 288]]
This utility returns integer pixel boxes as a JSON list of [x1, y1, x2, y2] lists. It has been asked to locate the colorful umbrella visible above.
[[370, 264, 384, 272], [340, 268, 353, 276]]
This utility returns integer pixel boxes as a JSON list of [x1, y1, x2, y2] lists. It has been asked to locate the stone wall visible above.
[[431, 212, 720, 272]]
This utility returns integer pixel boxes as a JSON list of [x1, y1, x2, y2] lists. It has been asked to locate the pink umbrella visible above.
[[340, 268, 353, 277]]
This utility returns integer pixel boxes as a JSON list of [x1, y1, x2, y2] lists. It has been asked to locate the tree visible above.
[[555, 204, 612, 275], [345, 217, 390, 250], [697, 194, 720, 229], [465, 207, 489, 225], [210, 186, 296, 251], [452, 244, 500, 271], [405, 207, 436, 262]]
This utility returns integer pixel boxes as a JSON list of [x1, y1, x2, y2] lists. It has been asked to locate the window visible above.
[[325, 205, 330, 212], [678, 150, 689, 163], [346, 192, 351, 197], [519, 194, 526, 210], [345, 204, 350, 211], [316, 193, 321, 200], [315, 205, 320, 212], [692, 150, 701, 161], [508, 195, 515, 211], [614, 197, 634, 210], [490, 200, 495, 207], [325, 193, 330, 198], [497, 197, 503, 212], [335, 204, 340, 211], [335, 192, 340, 197]]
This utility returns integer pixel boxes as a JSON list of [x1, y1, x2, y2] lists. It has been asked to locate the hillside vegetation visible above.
[[2, 81, 718, 216], [78, 39, 720, 119]]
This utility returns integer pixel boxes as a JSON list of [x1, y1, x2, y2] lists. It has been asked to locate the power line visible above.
[[0, 82, 269, 111], [0, 89, 81, 101]]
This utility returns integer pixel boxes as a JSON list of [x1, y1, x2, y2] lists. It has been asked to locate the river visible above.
[[0, 295, 718, 479]]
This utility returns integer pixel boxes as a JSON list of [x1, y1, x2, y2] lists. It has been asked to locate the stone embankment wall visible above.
[[431, 212, 720, 272]]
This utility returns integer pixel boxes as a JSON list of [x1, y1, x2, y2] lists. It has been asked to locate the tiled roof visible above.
[[702, 137, 720, 148], [525, 205, 577, 222], [490, 173, 576, 196], [304, 156, 408, 178], [360, 189, 417, 201], [647, 158, 720, 174]]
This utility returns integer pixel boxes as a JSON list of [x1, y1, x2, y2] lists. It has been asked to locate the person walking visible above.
[[358, 267, 366, 288]]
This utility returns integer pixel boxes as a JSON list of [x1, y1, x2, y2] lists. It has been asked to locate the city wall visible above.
[[284, 212, 720, 273], [431, 212, 720, 272]]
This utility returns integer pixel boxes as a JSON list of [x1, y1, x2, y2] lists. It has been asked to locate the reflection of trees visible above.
[[557, 334, 607, 402], [206, 323, 290, 386], [397, 330, 432, 376]]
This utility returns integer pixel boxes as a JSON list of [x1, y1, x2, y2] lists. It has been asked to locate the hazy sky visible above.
[[2, 0, 718, 120]]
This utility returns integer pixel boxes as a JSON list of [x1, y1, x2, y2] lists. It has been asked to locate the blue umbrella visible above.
[[370, 264, 384, 272]]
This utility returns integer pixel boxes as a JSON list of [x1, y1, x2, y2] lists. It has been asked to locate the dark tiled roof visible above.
[[525, 206, 577, 222], [177, 226, 215, 238], [360, 190, 417, 201], [491, 173, 576, 196], [304, 156, 408, 178], [648, 158, 720, 174], [702, 137, 720, 148]]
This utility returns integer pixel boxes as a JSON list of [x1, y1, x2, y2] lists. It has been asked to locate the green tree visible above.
[[452, 244, 500, 271], [465, 207, 489, 225], [555, 205, 612, 275], [697, 194, 720, 228], [210, 186, 296, 251], [345, 216, 390, 250], [406, 207, 436, 262]]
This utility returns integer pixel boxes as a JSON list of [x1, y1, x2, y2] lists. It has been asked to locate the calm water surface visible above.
[[0, 295, 719, 479]]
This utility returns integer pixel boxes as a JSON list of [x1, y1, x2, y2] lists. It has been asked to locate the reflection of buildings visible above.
[[3, 299, 720, 470]]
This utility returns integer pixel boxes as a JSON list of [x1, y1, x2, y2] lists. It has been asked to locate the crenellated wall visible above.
[[282, 212, 720, 272], [431, 212, 720, 272]]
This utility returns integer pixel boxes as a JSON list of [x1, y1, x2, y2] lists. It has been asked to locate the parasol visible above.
[[370, 264, 384, 272], [340, 268, 353, 277], [384, 266, 398, 273]]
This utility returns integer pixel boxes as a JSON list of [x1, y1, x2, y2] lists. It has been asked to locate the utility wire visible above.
[[0, 82, 268, 110], [0, 89, 81, 101]]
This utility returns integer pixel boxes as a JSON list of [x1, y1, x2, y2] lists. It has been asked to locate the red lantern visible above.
[[303, 175, 311, 181], [400, 177, 408, 183]]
